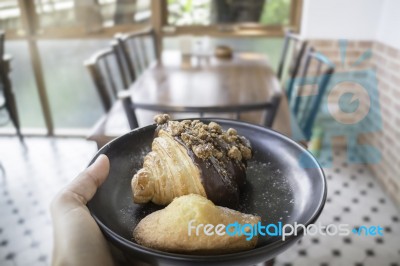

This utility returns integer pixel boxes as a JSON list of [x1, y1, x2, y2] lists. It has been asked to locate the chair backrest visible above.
[[115, 28, 158, 83], [289, 46, 335, 140], [84, 47, 126, 112], [110, 39, 131, 89], [119, 90, 281, 130], [277, 30, 308, 94]]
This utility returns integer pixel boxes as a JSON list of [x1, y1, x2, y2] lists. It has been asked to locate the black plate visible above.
[[88, 119, 327, 266]]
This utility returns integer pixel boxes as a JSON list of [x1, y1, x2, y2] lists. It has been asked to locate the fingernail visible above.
[[91, 154, 107, 166], [96, 154, 107, 162], [97, 154, 107, 160]]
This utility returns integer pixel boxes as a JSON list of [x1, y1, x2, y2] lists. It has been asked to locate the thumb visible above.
[[52, 154, 110, 211]]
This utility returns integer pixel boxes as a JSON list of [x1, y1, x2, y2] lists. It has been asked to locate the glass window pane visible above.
[[3, 41, 46, 128], [0, 0, 22, 31], [167, 0, 291, 26], [35, 0, 79, 28], [260, 0, 291, 26], [98, 0, 151, 27], [163, 36, 284, 71], [38, 40, 109, 129], [168, 0, 211, 26], [34, 0, 151, 30]]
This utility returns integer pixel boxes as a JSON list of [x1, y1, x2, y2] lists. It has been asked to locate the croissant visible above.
[[133, 194, 260, 254], [132, 114, 252, 208]]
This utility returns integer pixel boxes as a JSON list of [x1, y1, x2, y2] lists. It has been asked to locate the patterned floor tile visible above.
[[275, 148, 400, 266], [0, 137, 97, 266]]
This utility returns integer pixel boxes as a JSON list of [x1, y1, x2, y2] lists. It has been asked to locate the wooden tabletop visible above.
[[124, 50, 292, 136], [129, 51, 281, 106]]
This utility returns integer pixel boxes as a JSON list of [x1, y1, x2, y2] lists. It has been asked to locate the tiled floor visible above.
[[0, 137, 399, 266], [0, 137, 97, 266], [275, 149, 400, 266]]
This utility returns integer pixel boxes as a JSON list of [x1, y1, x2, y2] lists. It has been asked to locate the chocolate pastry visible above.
[[131, 114, 252, 208]]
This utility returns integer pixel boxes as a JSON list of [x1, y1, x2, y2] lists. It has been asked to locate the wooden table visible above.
[[91, 51, 292, 148], [121, 51, 291, 132]]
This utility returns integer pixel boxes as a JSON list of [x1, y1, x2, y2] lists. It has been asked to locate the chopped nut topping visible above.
[[198, 128, 208, 139], [208, 122, 222, 133], [155, 115, 252, 162], [181, 132, 192, 145], [193, 143, 214, 159], [228, 146, 242, 161], [213, 149, 223, 159], [169, 121, 185, 136], [228, 135, 238, 142], [191, 120, 200, 126], [154, 114, 170, 124], [239, 145, 252, 160], [227, 128, 237, 136]]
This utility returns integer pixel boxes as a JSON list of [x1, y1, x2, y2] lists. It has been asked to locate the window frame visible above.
[[161, 0, 303, 37]]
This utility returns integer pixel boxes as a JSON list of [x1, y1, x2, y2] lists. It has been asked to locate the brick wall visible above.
[[306, 39, 400, 207], [368, 41, 400, 206]]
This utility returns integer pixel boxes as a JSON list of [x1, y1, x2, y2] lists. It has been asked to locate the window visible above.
[[5, 41, 46, 129], [0, 2, 44, 131], [166, 0, 297, 33], [1, 0, 152, 135], [38, 40, 108, 129], [34, 0, 151, 36], [0, 0, 22, 34]]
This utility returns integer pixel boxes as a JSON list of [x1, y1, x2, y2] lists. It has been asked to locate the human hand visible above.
[[51, 154, 114, 266]]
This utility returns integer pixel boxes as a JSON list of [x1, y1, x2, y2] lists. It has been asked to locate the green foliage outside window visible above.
[[167, 0, 291, 26]]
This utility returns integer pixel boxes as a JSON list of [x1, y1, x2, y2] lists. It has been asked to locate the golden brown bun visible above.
[[133, 194, 260, 254], [132, 130, 206, 205]]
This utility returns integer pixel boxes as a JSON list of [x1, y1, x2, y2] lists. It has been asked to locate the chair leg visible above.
[[0, 62, 24, 143], [6, 91, 24, 143], [264, 95, 282, 127], [120, 92, 139, 130], [10, 115, 24, 144]]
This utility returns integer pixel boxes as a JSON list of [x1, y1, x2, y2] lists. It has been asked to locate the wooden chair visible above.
[[85, 29, 159, 149], [115, 28, 158, 82], [84, 45, 130, 148], [85, 45, 131, 110], [119, 90, 281, 130], [288, 46, 335, 141], [0, 31, 23, 142], [277, 30, 308, 97]]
